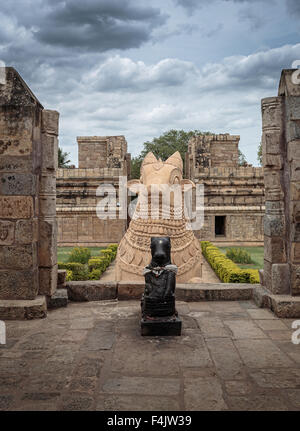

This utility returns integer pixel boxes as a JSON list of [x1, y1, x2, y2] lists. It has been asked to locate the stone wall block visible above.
[[0, 220, 15, 245], [285, 97, 300, 143], [0, 243, 37, 270], [38, 218, 57, 267], [264, 235, 286, 263], [15, 219, 38, 244], [41, 110, 59, 136], [39, 264, 58, 296], [264, 214, 285, 237], [0, 173, 37, 195], [288, 140, 300, 162], [291, 264, 300, 296], [271, 263, 290, 294], [291, 242, 300, 263], [0, 268, 39, 300], [0, 196, 33, 219]]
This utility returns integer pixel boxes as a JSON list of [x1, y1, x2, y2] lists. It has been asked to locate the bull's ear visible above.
[[165, 151, 183, 172], [127, 179, 141, 193], [180, 179, 195, 190], [141, 152, 158, 167]]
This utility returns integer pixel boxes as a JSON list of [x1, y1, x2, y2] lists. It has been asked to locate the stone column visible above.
[[0, 67, 59, 319], [262, 69, 300, 296], [38, 110, 59, 297]]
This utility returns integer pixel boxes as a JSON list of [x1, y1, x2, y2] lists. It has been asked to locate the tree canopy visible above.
[[58, 147, 71, 168], [130, 129, 212, 179]]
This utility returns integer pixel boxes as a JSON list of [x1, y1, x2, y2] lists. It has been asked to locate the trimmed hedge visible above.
[[60, 244, 118, 281], [68, 247, 91, 264], [58, 262, 89, 281], [201, 241, 260, 284]]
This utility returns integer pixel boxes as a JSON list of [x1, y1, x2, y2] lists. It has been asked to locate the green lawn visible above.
[[217, 246, 264, 270], [57, 247, 105, 263]]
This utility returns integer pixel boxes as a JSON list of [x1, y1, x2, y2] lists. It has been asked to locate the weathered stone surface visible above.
[[184, 376, 227, 410], [288, 140, 300, 161], [39, 195, 56, 217], [67, 281, 117, 301], [0, 296, 46, 320], [0, 173, 36, 195], [291, 264, 300, 296], [0, 269, 39, 300], [57, 269, 66, 287], [102, 376, 180, 396], [0, 155, 33, 173], [269, 293, 300, 317], [38, 219, 57, 267], [0, 196, 33, 218], [42, 110, 59, 136], [224, 320, 267, 339], [41, 134, 58, 171], [0, 220, 14, 245], [291, 242, 300, 263], [39, 265, 58, 296], [15, 219, 38, 244], [206, 337, 245, 380], [271, 263, 290, 294], [263, 154, 282, 169], [47, 289, 68, 309], [0, 244, 37, 270], [39, 174, 56, 194], [118, 282, 144, 300], [264, 235, 286, 263], [264, 214, 285, 237]]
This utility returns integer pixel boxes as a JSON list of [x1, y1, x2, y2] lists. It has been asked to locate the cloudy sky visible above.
[[1, 0, 300, 166]]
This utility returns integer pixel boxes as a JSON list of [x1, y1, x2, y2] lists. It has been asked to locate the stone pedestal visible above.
[[141, 315, 182, 336]]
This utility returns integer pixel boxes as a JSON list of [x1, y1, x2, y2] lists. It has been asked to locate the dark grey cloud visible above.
[[286, 0, 300, 17], [174, 0, 274, 14], [35, 0, 167, 51]]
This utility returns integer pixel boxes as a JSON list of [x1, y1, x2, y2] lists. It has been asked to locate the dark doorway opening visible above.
[[215, 216, 226, 236]]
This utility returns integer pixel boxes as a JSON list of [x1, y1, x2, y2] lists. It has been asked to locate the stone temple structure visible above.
[[56, 136, 130, 246], [186, 134, 265, 245], [56, 134, 265, 247]]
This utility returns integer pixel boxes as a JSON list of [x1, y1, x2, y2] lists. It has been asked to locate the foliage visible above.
[[58, 147, 71, 168], [66, 270, 73, 282], [238, 149, 248, 167], [60, 244, 118, 281], [226, 248, 253, 264], [130, 129, 212, 179], [257, 141, 262, 166], [58, 262, 89, 281], [68, 247, 91, 264], [201, 241, 259, 284]]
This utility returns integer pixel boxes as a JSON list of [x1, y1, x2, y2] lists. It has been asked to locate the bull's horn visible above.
[[165, 151, 183, 172], [141, 152, 158, 167]]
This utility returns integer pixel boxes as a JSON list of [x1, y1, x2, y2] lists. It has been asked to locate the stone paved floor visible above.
[[0, 299, 300, 411]]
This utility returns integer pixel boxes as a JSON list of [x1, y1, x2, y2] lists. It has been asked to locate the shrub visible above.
[[66, 269, 73, 282], [201, 241, 259, 284], [58, 262, 89, 281], [226, 248, 253, 264], [88, 269, 102, 280], [88, 257, 107, 273], [68, 247, 91, 264]]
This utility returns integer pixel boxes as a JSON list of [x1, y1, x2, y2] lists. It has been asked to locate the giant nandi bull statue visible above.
[[116, 151, 202, 283]]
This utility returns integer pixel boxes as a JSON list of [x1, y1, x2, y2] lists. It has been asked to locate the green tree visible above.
[[238, 149, 248, 167], [130, 129, 212, 179], [257, 141, 262, 166], [58, 147, 71, 168]]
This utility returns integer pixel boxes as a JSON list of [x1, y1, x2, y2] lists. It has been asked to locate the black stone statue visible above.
[[141, 237, 182, 336]]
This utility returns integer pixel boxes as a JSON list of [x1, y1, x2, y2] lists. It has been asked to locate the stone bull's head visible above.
[[127, 151, 195, 193]]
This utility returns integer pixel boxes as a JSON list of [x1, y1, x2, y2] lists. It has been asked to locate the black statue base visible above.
[[141, 315, 182, 336]]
